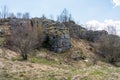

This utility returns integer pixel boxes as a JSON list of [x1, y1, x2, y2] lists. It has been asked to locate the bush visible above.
[[97, 34, 120, 63], [6, 24, 39, 60]]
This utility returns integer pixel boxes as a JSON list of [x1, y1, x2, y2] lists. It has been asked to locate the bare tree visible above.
[[85, 24, 97, 31], [57, 8, 72, 23], [16, 12, 22, 18], [0, 12, 1, 18], [8, 12, 16, 18], [97, 34, 120, 63], [68, 14, 72, 21], [1, 5, 9, 19], [41, 14, 46, 19], [106, 26, 116, 35], [6, 24, 38, 60], [22, 12, 30, 19], [61, 8, 68, 22]]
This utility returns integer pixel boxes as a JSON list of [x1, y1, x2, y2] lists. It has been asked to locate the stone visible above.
[[64, 34, 70, 38]]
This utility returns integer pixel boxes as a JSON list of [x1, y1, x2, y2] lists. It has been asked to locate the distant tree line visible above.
[[0, 5, 75, 22], [0, 5, 30, 19]]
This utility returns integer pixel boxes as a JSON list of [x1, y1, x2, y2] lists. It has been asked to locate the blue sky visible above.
[[0, 0, 120, 23], [1, 0, 120, 35]]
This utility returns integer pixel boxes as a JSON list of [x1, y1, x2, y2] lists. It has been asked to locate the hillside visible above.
[[0, 18, 120, 80], [0, 38, 120, 80]]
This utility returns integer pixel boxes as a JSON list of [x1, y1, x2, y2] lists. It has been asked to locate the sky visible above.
[[0, 0, 120, 35]]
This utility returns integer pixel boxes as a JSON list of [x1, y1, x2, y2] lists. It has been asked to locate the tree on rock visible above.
[[57, 8, 73, 23], [1, 5, 9, 19]]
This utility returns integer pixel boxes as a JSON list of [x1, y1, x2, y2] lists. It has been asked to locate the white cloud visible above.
[[85, 20, 105, 30], [85, 19, 120, 35], [112, 0, 120, 7]]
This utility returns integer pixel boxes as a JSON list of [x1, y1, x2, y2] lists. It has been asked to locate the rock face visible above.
[[86, 30, 108, 42], [0, 18, 108, 52], [46, 26, 71, 53], [8, 18, 71, 53], [64, 22, 87, 39], [64, 22, 108, 42], [30, 18, 71, 53]]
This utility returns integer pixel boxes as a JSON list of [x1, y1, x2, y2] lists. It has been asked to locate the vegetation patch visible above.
[[29, 56, 59, 65], [89, 70, 104, 76], [0, 37, 5, 46]]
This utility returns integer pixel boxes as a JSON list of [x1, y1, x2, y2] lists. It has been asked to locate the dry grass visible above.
[[0, 57, 120, 80], [0, 48, 18, 60], [0, 38, 120, 80]]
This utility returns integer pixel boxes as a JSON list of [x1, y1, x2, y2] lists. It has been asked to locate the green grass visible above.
[[29, 56, 59, 65], [0, 37, 5, 46], [89, 70, 104, 75], [0, 59, 120, 80], [0, 45, 120, 80]]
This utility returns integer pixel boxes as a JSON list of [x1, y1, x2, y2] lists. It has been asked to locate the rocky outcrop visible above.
[[64, 22, 87, 38], [30, 18, 71, 52], [45, 25, 71, 53], [7, 18, 71, 53], [86, 30, 108, 41], [0, 18, 108, 52], [64, 22, 108, 42]]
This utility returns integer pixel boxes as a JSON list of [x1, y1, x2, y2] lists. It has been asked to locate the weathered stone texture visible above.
[[0, 18, 109, 52], [9, 18, 71, 53]]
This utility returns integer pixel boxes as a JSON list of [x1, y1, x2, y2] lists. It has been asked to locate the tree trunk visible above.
[[22, 53, 28, 60]]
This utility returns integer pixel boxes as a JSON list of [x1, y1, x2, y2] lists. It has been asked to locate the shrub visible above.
[[6, 24, 39, 60], [97, 34, 120, 63]]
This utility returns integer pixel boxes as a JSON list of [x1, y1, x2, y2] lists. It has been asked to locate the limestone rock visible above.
[[11, 18, 72, 53]]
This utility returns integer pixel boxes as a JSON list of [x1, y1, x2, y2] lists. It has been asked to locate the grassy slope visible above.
[[0, 38, 120, 80]]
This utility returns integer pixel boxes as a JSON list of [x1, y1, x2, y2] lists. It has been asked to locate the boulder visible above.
[[43, 22, 71, 53]]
